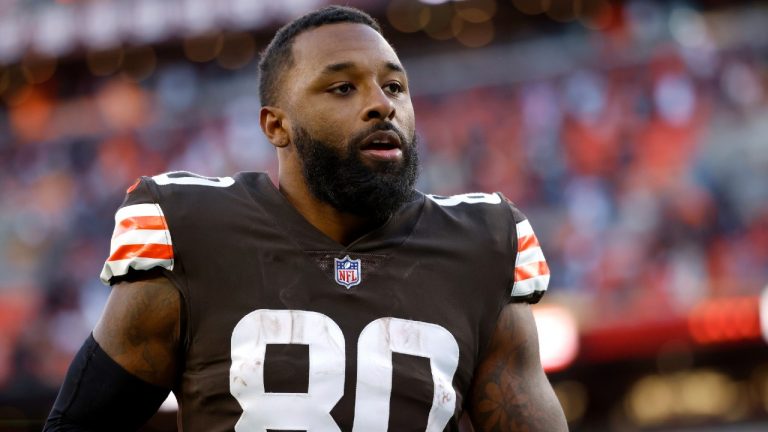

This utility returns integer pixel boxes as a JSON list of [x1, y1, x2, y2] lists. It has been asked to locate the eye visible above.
[[384, 82, 404, 95], [330, 83, 354, 95]]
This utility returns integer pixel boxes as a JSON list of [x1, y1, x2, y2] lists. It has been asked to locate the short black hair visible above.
[[258, 5, 382, 107]]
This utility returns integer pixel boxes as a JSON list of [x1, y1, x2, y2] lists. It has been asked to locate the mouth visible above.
[[359, 130, 403, 162]]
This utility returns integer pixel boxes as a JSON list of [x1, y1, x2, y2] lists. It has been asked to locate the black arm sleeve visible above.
[[44, 334, 170, 432]]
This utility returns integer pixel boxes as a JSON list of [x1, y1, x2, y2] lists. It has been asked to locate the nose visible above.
[[362, 86, 395, 122]]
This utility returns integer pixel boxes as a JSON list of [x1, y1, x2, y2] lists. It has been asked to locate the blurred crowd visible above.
[[0, 1, 767, 417], [415, 49, 768, 323]]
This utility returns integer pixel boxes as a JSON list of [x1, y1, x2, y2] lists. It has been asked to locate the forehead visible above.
[[290, 23, 402, 75]]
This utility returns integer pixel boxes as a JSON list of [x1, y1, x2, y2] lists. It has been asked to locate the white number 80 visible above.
[[230, 310, 460, 431]]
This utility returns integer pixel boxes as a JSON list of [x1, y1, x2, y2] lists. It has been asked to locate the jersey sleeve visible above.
[[506, 200, 550, 304], [99, 177, 174, 285]]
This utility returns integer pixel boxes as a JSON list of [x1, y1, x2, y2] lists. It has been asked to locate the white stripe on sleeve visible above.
[[114, 203, 165, 222], [516, 247, 546, 267], [110, 229, 172, 254], [511, 274, 550, 297], [515, 219, 534, 238], [100, 258, 174, 285]]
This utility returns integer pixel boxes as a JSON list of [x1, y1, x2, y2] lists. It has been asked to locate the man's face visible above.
[[280, 23, 419, 219]]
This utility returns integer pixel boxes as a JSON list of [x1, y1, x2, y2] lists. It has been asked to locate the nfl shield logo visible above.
[[335, 255, 362, 289]]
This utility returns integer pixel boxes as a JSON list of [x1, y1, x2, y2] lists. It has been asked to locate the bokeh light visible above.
[[387, 0, 432, 33], [121, 45, 157, 82], [0, 67, 11, 97], [553, 381, 588, 423], [512, 0, 550, 16], [455, 0, 497, 23], [423, 2, 457, 40], [21, 54, 57, 85], [455, 20, 495, 47], [86, 48, 125, 77], [7, 87, 53, 141], [534, 304, 579, 372], [625, 370, 745, 426], [578, 0, 614, 30], [183, 33, 224, 63], [546, 0, 579, 22], [216, 33, 256, 70]]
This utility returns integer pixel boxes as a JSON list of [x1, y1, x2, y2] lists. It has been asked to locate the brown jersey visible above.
[[100, 171, 550, 432]]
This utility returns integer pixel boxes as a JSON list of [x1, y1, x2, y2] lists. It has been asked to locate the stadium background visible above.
[[1, 0, 767, 430]]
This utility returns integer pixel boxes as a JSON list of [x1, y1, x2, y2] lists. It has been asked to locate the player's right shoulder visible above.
[[118, 171, 237, 205], [149, 171, 236, 190], [99, 175, 174, 285], [119, 171, 244, 224], [100, 171, 241, 285]]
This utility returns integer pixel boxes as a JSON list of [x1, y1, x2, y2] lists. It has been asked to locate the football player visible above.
[[45, 6, 568, 431]]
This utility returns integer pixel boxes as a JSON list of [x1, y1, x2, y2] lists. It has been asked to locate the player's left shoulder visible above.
[[424, 190, 517, 223], [425, 191, 503, 206], [426, 192, 550, 303], [422, 191, 515, 244], [149, 170, 238, 192]]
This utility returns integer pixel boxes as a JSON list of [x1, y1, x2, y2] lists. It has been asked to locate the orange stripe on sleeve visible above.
[[108, 243, 174, 262], [517, 234, 541, 252], [515, 260, 550, 282], [113, 216, 168, 238]]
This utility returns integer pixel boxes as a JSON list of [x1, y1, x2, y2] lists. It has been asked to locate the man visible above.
[[45, 6, 567, 431]]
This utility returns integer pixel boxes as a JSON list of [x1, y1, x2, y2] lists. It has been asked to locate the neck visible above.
[[277, 168, 376, 246]]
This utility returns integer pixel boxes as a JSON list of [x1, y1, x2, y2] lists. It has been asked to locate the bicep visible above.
[[93, 276, 181, 388], [467, 303, 568, 432]]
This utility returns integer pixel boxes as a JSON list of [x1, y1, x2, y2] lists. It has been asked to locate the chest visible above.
[[173, 213, 508, 431]]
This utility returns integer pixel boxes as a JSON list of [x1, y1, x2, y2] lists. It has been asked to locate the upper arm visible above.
[[467, 303, 568, 432], [93, 276, 181, 388]]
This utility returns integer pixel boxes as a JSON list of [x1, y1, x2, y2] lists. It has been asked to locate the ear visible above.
[[260, 106, 290, 148]]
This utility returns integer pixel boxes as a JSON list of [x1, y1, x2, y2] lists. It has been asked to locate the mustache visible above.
[[349, 122, 411, 149]]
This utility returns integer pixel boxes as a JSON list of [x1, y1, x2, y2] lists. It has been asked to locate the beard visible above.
[[292, 123, 419, 222]]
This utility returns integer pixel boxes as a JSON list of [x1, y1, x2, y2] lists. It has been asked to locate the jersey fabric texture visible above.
[[100, 171, 549, 432]]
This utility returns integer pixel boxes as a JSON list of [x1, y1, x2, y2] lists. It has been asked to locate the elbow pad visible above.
[[44, 334, 170, 432]]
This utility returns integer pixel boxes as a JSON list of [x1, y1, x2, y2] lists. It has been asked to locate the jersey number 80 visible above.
[[230, 309, 460, 431]]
